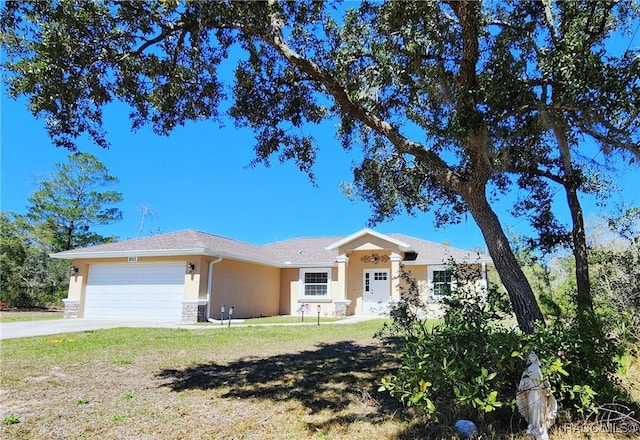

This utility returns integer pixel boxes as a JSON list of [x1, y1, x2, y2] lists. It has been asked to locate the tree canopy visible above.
[[26, 152, 123, 252], [2, 0, 639, 332]]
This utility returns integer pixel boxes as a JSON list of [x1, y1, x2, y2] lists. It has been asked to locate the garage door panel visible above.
[[85, 263, 185, 321]]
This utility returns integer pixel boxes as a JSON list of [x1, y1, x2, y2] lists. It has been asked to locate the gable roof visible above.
[[325, 228, 411, 251], [51, 230, 282, 266], [51, 229, 491, 266]]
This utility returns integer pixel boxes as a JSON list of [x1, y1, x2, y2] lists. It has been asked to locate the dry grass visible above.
[[0, 320, 638, 440], [0, 310, 63, 323]]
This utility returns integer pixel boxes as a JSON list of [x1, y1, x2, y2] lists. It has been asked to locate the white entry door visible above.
[[363, 269, 390, 314]]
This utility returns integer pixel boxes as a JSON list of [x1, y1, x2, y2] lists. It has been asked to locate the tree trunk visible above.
[[565, 183, 596, 316], [465, 188, 545, 333]]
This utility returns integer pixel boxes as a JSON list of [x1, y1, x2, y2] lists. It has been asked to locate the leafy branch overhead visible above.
[[2, 0, 638, 332]]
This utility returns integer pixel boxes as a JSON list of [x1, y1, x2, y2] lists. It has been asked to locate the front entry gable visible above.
[[325, 228, 411, 256]]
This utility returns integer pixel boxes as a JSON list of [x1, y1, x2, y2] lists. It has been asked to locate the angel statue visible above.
[[516, 352, 558, 440]]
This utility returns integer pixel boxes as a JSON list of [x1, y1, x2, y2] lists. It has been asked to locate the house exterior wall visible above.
[[279, 268, 297, 315], [402, 263, 489, 318], [285, 267, 339, 317], [208, 259, 280, 319], [183, 255, 206, 301], [401, 264, 446, 317], [400, 265, 429, 298]]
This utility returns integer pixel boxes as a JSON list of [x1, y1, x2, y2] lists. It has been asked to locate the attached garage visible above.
[[84, 262, 185, 321]]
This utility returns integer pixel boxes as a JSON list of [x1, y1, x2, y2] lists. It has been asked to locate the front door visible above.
[[363, 269, 390, 314]]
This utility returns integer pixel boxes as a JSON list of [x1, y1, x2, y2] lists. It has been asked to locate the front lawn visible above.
[[0, 310, 63, 323], [1, 320, 637, 439]]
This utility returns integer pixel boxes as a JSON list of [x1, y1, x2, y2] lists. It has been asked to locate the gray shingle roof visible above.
[[52, 229, 491, 266]]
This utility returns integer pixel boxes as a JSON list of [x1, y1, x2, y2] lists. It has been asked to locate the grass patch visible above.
[[242, 315, 343, 325], [2, 415, 19, 426], [0, 310, 63, 323], [0, 319, 637, 440]]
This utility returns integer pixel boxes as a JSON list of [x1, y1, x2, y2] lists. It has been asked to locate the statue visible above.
[[516, 352, 558, 440]]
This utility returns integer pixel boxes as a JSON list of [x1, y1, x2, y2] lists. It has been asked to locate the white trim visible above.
[[325, 228, 410, 251], [51, 248, 210, 259], [404, 257, 493, 266], [298, 267, 332, 300], [51, 248, 283, 268], [297, 298, 333, 303], [289, 262, 337, 268]]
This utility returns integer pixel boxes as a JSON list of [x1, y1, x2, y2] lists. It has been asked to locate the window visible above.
[[428, 266, 454, 300], [374, 272, 387, 281], [300, 268, 331, 299], [365, 270, 388, 293]]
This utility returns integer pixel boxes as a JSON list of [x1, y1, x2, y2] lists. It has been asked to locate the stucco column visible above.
[[335, 254, 349, 300], [390, 253, 402, 302]]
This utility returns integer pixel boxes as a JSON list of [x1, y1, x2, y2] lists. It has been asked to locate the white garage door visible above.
[[84, 262, 185, 321]]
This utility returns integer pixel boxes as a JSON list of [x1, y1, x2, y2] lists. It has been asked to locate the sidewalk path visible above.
[[0, 315, 381, 340]]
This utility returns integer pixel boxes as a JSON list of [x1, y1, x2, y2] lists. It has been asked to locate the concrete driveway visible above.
[[0, 319, 200, 340], [0, 315, 380, 340]]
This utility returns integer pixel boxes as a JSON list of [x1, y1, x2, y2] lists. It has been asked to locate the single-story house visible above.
[[51, 228, 492, 323]]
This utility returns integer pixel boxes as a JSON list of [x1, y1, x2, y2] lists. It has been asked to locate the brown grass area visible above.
[[0, 322, 637, 440]]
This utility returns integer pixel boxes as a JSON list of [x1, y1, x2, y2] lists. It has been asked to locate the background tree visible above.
[[26, 152, 123, 252], [0, 212, 28, 306], [0, 212, 68, 307], [1, 153, 121, 307], [2, 1, 638, 331], [494, 1, 640, 323], [589, 208, 640, 343]]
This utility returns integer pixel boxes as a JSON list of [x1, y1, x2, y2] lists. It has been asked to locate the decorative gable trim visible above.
[[324, 228, 411, 251]]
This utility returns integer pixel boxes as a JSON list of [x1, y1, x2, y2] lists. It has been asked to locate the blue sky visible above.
[[1, 94, 489, 249], [3, 91, 637, 252]]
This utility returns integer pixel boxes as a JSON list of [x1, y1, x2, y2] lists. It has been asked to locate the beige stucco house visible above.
[[51, 228, 492, 323]]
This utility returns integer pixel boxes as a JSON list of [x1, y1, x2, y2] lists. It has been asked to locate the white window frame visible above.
[[299, 268, 332, 301], [427, 265, 456, 301]]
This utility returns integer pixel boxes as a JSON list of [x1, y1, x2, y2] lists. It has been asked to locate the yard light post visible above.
[[220, 304, 225, 325], [317, 305, 321, 326], [228, 305, 234, 327]]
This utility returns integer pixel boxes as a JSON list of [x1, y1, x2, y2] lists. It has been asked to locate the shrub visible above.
[[378, 262, 628, 430]]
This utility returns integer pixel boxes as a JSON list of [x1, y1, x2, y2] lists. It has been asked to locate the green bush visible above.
[[378, 262, 628, 430]]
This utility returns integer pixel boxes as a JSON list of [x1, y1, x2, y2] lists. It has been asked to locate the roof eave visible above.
[[49, 248, 211, 260], [283, 261, 337, 268], [404, 257, 494, 265], [50, 248, 289, 268]]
